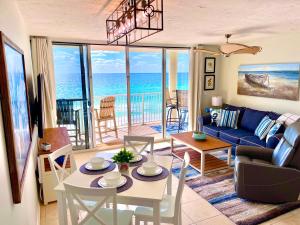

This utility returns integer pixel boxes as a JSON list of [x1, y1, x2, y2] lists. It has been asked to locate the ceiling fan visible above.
[[194, 34, 262, 57]]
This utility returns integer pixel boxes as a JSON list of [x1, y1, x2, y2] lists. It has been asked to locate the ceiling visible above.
[[16, 0, 300, 46]]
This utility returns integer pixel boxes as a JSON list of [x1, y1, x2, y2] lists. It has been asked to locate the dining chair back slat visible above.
[[124, 135, 154, 155], [64, 183, 117, 225], [174, 152, 190, 216], [48, 144, 76, 185]]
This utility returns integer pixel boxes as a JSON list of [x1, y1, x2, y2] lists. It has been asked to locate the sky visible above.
[[53, 45, 189, 75], [239, 63, 300, 72]]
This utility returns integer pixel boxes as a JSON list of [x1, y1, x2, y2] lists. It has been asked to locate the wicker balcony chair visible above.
[[176, 90, 188, 132], [95, 96, 118, 143]]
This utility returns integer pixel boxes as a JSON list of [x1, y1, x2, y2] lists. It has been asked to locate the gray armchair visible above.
[[234, 122, 300, 203]]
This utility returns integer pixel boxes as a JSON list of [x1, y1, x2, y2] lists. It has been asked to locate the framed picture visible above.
[[204, 57, 216, 73], [0, 32, 32, 204], [238, 63, 300, 100], [204, 75, 215, 90]]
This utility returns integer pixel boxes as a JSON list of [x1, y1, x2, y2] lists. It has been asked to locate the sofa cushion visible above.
[[203, 124, 231, 137], [240, 136, 266, 147], [219, 129, 253, 144], [223, 104, 246, 127], [267, 112, 281, 120], [240, 108, 268, 132]]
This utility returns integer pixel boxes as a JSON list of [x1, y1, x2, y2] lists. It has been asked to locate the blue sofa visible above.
[[198, 104, 284, 153]]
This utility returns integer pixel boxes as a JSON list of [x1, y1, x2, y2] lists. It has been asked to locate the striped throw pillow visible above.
[[266, 122, 283, 142], [218, 110, 240, 129], [255, 116, 276, 140]]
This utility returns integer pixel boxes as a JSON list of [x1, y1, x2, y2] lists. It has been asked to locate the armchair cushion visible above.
[[272, 122, 300, 167], [240, 108, 268, 132]]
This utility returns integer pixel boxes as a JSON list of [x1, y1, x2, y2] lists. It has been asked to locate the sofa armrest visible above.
[[197, 114, 211, 131], [236, 145, 274, 162], [266, 133, 283, 149]]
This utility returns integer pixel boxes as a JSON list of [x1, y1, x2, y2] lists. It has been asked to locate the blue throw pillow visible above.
[[266, 122, 283, 142], [218, 109, 240, 129], [255, 116, 275, 140]]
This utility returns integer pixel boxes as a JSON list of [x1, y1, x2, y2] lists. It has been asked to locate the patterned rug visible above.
[[154, 145, 300, 225]]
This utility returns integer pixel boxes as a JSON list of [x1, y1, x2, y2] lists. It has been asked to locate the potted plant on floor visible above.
[[112, 148, 134, 172]]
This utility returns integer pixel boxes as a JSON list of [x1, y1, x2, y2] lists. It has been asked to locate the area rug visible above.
[[154, 145, 300, 225]]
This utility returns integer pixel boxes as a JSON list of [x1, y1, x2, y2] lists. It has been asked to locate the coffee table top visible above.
[[171, 131, 232, 152]]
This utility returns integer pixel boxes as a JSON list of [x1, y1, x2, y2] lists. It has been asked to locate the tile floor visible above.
[[40, 143, 300, 225]]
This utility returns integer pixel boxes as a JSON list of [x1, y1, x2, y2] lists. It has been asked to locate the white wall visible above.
[[219, 33, 300, 114], [0, 0, 40, 225]]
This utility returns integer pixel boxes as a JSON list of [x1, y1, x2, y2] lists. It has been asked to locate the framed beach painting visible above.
[[204, 57, 216, 73], [0, 32, 32, 204], [238, 63, 300, 101]]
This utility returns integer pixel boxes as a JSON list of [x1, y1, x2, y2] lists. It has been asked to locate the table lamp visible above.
[[212, 96, 223, 108]]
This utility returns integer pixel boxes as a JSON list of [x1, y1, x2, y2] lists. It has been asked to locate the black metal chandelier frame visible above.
[[106, 0, 163, 45]]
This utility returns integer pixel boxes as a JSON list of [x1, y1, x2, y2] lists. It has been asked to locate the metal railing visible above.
[[94, 92, 162, 127]]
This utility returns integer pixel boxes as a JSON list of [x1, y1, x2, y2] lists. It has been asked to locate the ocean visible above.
[[56, 72, 189, 99], [55, 72, 189, 125]]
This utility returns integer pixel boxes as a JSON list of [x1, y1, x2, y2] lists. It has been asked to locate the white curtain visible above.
[[31, 37, 56, 128], [188, 48, 204, 131]]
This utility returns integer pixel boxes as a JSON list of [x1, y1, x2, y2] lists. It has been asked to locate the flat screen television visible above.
[[37, 73, 45, 138]]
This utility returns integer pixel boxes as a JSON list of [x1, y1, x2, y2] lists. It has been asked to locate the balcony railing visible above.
[[94, 92, 162, 127]]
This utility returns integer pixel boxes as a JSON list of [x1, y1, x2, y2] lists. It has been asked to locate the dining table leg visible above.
[[170, 138, 174, 154], [57, 191, 68, 225], [167, 172, 172, 195], [153, 200, 161, 225]]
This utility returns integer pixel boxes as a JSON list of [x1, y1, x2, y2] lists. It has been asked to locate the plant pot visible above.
[[118, 162, 129, 172]]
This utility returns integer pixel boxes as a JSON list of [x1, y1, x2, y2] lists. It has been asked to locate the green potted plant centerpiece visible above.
[[112, 147, 134, 172]]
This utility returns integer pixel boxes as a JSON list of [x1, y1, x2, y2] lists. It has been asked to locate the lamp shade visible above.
[[212, 96, 223, 107]]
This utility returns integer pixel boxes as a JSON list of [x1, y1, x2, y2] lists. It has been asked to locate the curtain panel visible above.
[[31, 37, 56, 128], [188, 48, 204, 131]]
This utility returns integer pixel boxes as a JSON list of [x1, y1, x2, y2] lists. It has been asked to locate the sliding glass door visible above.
[[165, 49, 190, 136], [129, 48, 163, 139], [90, 46, 128, 146], [52, 43, 190, 149], [53, 44, 92, 149]]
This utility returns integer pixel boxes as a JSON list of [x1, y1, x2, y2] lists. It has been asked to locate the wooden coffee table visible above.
[[170, 131, 232, 176]]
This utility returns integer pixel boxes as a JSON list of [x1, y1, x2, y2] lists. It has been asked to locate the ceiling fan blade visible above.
[[193, 48, 221, 56], [231, 46, 262, 55]]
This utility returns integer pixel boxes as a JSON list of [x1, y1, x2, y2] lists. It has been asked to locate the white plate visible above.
[[98, 176, 127, 188], [137, 166, 163, 177], [130, 154, 143, 163], [85, 160, 110, 171]]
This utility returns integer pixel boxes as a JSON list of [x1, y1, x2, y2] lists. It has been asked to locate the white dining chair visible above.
[[64, 183, 134, 225], [134, 152, 190, 225], [124, 135, 154, 155], [48, 144, 77, 185]]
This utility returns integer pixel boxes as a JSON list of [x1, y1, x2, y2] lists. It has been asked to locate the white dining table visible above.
[[54, 153, 173, 225]]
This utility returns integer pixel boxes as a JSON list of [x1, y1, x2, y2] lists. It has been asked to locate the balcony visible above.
[[56, 91, 188, 149]]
